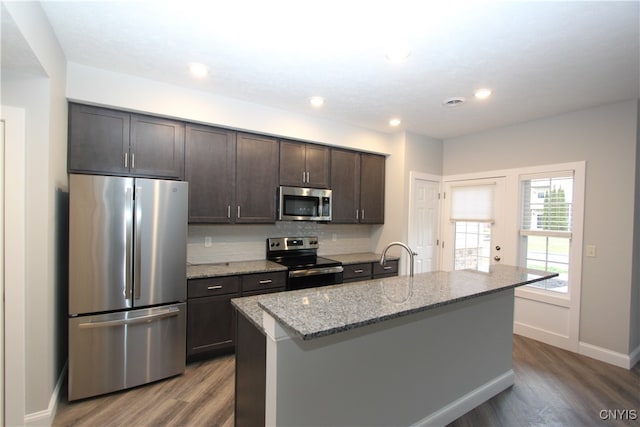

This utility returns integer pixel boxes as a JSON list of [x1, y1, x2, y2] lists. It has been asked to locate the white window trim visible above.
[[515, 162, 585, 307]]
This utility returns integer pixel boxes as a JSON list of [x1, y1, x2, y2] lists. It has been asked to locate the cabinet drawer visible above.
[[188, 276, 240, 298], [373, 259, 399, 277], [241, 271, 286, 293], [342, 263, 373, 281]]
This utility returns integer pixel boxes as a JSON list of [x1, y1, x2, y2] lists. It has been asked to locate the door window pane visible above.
[[454, 221, 491, 272]]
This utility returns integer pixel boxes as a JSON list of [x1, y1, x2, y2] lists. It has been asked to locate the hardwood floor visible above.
[[53, 355, 235, 427], [450, 335, 640, 427], [54, 335, 639, 426]]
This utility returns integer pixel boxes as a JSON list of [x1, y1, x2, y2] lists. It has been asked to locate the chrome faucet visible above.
[[380, 242, 417, 277]]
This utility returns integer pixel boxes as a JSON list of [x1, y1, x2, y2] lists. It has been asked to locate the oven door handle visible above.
[[289, 266, 344, 278]]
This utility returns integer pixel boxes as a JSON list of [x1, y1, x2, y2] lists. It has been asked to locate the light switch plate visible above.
[[204, 236, 212, 248], [586, 245, 596, 257]]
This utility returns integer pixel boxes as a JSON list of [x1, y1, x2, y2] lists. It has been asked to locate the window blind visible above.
[[450, 183, 495, 222]]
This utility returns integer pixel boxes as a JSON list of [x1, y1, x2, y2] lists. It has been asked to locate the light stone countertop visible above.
[[187, 260, 286, 279], [242, 264, 557, 341]]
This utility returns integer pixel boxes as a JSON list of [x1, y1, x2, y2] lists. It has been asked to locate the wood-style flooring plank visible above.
[[53, 335, 639, 426]]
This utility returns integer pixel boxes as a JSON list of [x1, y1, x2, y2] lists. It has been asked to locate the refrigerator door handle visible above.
[[77, 307, 181, 329], [125, 187, 133, 300], [134, 186, 143, 300]]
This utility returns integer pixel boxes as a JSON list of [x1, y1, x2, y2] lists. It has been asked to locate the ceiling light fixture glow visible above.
[[474, 88, 492, 99], [309, 96, 325, 107], [189, 62, 209, 78], [389, 118, 402, 127]]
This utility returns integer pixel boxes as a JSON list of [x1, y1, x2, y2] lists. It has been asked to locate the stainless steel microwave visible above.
[[277, 186, 332, 221]]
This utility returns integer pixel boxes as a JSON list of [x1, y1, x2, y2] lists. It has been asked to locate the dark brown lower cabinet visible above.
[[342, 259, 399, 283], [187, 276, 241, 361], [187, 271, 285, 362], [234, 313, 266, 427]]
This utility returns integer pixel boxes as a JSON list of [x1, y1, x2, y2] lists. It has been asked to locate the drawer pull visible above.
[[207, 285, 223, 290], [354, 269, 364, 274], [383, 266, 393, 270], [259, 279, 273, 285]]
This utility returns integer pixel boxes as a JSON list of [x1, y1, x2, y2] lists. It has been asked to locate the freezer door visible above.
[[68, 303, 186, 401], [69, 174, 134, 314], [134, 178, 187, 306]]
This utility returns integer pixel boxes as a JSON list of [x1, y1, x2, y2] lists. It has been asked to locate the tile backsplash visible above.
[[188, 222, 374, 264]]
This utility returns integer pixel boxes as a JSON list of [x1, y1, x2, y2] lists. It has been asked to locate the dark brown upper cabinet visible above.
[[68, 103, 185, 180], [185, 125, 236, 223], [185, 128, 278, 224], [279, 140, 330, 188], [235, 133, 279, 223], [330, 149, 385, 224]]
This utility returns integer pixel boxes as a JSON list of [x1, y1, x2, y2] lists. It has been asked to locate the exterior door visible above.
[[441, 177, 506, 272], [408, 173, 440, 273]]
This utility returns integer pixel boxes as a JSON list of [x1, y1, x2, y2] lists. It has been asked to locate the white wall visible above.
[[443, 100, 639, 356], [1, 1, 68, 421]]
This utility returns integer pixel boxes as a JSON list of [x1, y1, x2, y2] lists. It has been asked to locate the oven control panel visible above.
[[267, 236, 319, 252]]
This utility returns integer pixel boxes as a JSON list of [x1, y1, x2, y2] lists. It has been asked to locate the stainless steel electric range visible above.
[[266, 236, 343, 291]]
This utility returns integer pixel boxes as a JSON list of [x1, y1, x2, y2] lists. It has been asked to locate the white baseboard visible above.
[[514, 322, 575, 351], [24, 363, 66, 427], [411, 370, 515, 427], [579, 342, 636, 370]]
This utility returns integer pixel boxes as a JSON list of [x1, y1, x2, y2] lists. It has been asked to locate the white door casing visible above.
[[408, 172, 441, 273]]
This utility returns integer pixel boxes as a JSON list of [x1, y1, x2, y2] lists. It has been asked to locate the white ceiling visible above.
[[14, 1, 640, 138]]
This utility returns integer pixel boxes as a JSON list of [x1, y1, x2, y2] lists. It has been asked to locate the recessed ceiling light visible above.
[[309, 96, 325, 107], [188, 62, 209, 78], [389, 118, 402, 127], [474, 88, 492, 99], [442, 97, 466, 108]]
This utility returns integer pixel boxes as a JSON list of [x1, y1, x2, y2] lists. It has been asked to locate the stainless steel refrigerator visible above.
[[68, 174, 188, 401]]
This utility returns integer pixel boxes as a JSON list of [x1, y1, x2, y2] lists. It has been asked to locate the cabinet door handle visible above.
[[207, 285, 223, 290], [259, 279, 273, 285], [124, 152, 128, 168], [302, 171, 306, 183], [227, 205, 231, 219], [306, 171, 310, 183], [131, 153, 135, 169], [383, 266, 393, 270], [361, 209, 365, 220], [237, 206, 241, 218], [355, 209, 359, 220], [353, 269, 364, 274]]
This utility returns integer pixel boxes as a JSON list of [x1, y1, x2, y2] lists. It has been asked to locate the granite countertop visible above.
[[187, 260, 286, 279], [246, 264, 557, 341], [327, 252, 398, 265]]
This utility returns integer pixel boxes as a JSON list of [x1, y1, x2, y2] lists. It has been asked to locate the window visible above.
[[451, 183, 495, 272], [520, 174, 574, 293]]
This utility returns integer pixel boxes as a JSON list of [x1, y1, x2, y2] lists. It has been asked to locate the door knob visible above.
[[495, 245, 501, 251], [494, 256, 501, 262]]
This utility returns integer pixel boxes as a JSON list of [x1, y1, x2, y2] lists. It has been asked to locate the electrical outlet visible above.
[[204, 236, 212, 248], [586, 245, 596, 257]]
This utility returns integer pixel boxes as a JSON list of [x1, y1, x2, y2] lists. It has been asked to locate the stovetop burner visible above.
[[266, 236, 341, 270], [266, 236, 344, 290]]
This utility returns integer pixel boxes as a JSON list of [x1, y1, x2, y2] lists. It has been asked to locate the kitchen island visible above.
[[232, 265, 557, 427]]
